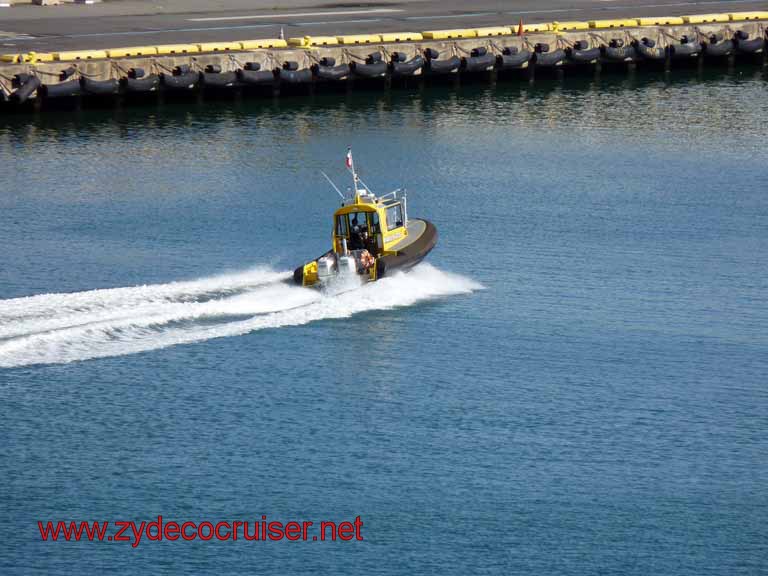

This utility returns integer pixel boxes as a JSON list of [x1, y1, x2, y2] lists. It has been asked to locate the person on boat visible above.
[[350, 215, 366, 250]]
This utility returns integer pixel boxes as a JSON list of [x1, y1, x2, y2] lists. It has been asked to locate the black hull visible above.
[[379, 220, 438, 277]]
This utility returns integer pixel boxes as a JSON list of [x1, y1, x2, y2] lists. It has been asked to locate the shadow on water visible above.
[[0, 62, 765, 143]]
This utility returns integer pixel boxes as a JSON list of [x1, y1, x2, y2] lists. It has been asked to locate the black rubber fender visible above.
[[122, 74, 159, 93], [366, 52, 383, 64], [534, 49, 566, 67], [568, 47, 601, 63], [534, 43, 550, 53], [602, 45, 638, 62], [668, 42, 701, 59], [282, 61, 299, 71], [736, 38, 764, 54], [424, 48, 440, 60], [80, 77, 120, 95], [59, 66, 76, 81], [10, 76, 40, 103], [314, 64, 350, 81], [470, 47, 488, 57], [573, 40, 590, 51], [427, 55, 461, 74], [202, 71, 238, 87], [462, 53, 495, 72], [205, 64, 222, 74], [237, 69, 275, 85], [12, 73, 32, 88], [392, 56, 424, 76], [127, 67, 145, 79], [244, 62, 262, 71], [161, 71, 199, 91], [497, 51, 532, 69], [502, 46, 519, 56], [704, 40, 734, 57], [390, 52, 407, 63], [351, 61, 388, 78], [319, 56, 336, 67], [376, 258, 387, 279], [278, 68, 313, 84], [635, 42, 666, 60], [40, 79, 82, 99], [173, 64, 191, 75]]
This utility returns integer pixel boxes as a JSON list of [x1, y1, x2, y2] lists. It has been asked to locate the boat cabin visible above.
[[332, 191, 408, 256]]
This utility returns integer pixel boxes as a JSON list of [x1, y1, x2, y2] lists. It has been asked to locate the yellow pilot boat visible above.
[[293, 149, 438, 287]]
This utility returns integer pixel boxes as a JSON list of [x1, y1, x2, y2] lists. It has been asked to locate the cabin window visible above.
[[370, 213, 380, 233], [349, 212, 368, 233], [336, 215, 348, 237], [386, 204, 404, 231]]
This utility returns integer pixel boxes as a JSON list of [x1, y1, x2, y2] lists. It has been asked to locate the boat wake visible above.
[[0, 264, 480, 368]]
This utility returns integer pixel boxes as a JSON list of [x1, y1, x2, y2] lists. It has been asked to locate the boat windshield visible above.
[[349, 213, 362, 231], [342, 211, 380, 252]]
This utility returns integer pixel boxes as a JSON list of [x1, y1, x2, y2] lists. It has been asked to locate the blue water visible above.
[[1, 69, 767, 574]]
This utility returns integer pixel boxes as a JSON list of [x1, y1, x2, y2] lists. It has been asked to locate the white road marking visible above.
[[296, 19, 383, 26], [45, 24, 276, 40], [188, 9, 403, 22], [405, 12, 495, 20], [508, 9, 579, 15]]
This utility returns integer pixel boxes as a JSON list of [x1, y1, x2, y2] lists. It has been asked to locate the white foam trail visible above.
[[0, 264, 481, 368]]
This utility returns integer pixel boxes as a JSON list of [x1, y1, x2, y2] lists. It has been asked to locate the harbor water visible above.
[[1, 67, 767, 574]]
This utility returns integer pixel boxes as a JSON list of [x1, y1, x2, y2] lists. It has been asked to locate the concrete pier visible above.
[[0, 15, 765, 111]]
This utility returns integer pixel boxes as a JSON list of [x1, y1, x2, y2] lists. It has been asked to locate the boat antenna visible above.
[[321, 170, 345, 200]]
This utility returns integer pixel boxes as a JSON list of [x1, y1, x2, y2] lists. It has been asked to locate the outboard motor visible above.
[[338, 255, 356, 277], [317, 254, 336, 280]]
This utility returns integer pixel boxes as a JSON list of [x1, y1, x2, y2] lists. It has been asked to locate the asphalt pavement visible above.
[[1, 0, 766, 52]]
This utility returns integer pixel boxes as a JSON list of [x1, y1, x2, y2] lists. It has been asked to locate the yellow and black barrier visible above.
[[2, 11, 766, 64]]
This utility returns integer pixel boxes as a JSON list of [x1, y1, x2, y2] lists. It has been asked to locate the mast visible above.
[[346, 147, 365, 202]]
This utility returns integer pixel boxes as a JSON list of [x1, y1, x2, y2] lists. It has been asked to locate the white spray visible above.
[[0, 264, 481, 368]]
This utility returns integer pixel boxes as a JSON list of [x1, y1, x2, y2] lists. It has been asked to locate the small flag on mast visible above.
[[345, 147, 353, 169]]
